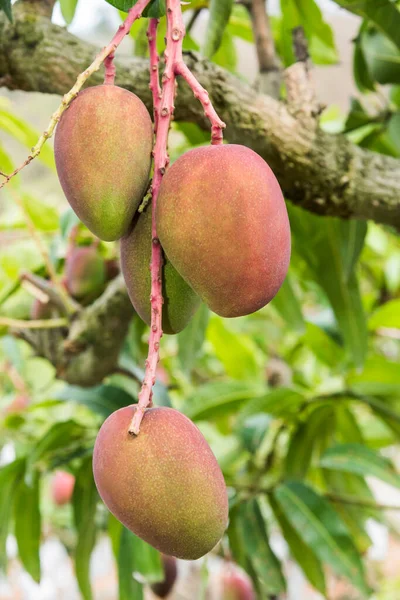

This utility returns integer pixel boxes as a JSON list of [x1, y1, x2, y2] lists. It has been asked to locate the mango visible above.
[[156, 144, 291, 318], [55, 85, 153, 241], [120, 204, 201, 334], [93, 406, 228, 560], [65, 245, 106, 302], [221, 567, 255, 600], [151, 555, 178, 598]]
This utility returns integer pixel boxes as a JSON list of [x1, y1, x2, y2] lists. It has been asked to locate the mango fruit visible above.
[[93, 406, 228, 560], [156, 144, 291, 318], [65, 245, 106, 302], [221, 567, 255, 600], [151, 555, 178, 598], [55, 85, 153, 241], [51, 471, 75, 506], [120, 205, 201, 334]]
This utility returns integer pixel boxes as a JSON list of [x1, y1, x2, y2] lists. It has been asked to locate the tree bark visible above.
[[0, 4, 399, 229]]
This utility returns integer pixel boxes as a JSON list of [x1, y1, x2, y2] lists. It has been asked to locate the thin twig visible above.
[[20, 272, 79, 315], [0, 0, 151, 191], [0, 316, 68, 329]]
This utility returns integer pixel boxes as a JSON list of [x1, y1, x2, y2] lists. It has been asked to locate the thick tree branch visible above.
[[0, 5, 399, 229], [15, 275, 134, 387]]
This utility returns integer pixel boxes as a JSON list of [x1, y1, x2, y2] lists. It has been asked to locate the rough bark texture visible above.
[[0, 4, 399, 229], [16, 276, 134, 386]]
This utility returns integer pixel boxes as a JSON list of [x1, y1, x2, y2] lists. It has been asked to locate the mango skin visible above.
[[156, 144, 291, 318], [65, 246, 106, 302], [55, 85, 153, 241], [93, 406, 228, 560], [120, 205, 201, 334]]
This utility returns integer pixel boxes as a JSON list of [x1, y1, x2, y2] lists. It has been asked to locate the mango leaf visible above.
[[0, 0, 12, 22], [280, 0, 337, 66], [14, 471, 41, 582], [274, 482, 370, 596], [107, 0, 166, 18], [207, 316, 261, 380], [361, 27, 400, 85], [108, 517, 160, 599], [60, 0, 79, 24], [323, 470, 373, 553], [73, 457, 98, 600], [369, 299, 400, 330], [239, 387, 305, 421], [227, 6, 253, 43], [203, 0, 234, 59], [230, 500, 286, 596], [321, 443, 400, 489], [302, 322, 344, 367], [178, 303, 209, 373], [55, 384, 137, 417], [0, 458, 26, 568], [271, 276, 305, 332], [0, 106, 54, 170], [353, 32, 376, 92], [333, 0, 400, 51], [289, 206, 368, 367], [269, 494, 326, 595], [183, 380, 267, 421], [347, 356, 400, 396], [27, 420, 88, 472], [21, 193, 59, 232], [285, 405, 335, 479], [212, 29, 237, 72]]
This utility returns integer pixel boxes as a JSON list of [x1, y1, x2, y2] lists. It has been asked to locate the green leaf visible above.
[[183, 380, 267, 421], [227, 6, 254, 43], [178, 303, 209, 373], [333, 0, 400, 51], [73, 457, 98, 600], [21, 193, 59, 232], [59, 208, 80, 241], [108, 517, 158, 600], [368, 299, 400, 330], [361, 27, 400, 85], [59, 0, 79, 24], [280, 0, 337, 66], [302, 322, 344, 367], [203, 0, 234, 58], [285, 405, 335, 479], [271, 276, 305, 332], [0, 458, 26, 568], [234, 500, 286, 596], [55, 384, 137, 417], [107, 0, 165, 18], [28, 420, 88, 472], [274, 482, 370, 596], [0, 106, 54, 170], [289, 206, 368, 367], [353, 33, 376, 92], [323, 471, 373, 553], [207, 316, 261, 380], [347, 356, 400, 396], [321, 443, 400, 489], [269, 494, 326, 595], [14, 471, 41, 582], [239, 387, 305, 421], [0, 0, 12, 22], [212, 29, 237, 72]]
